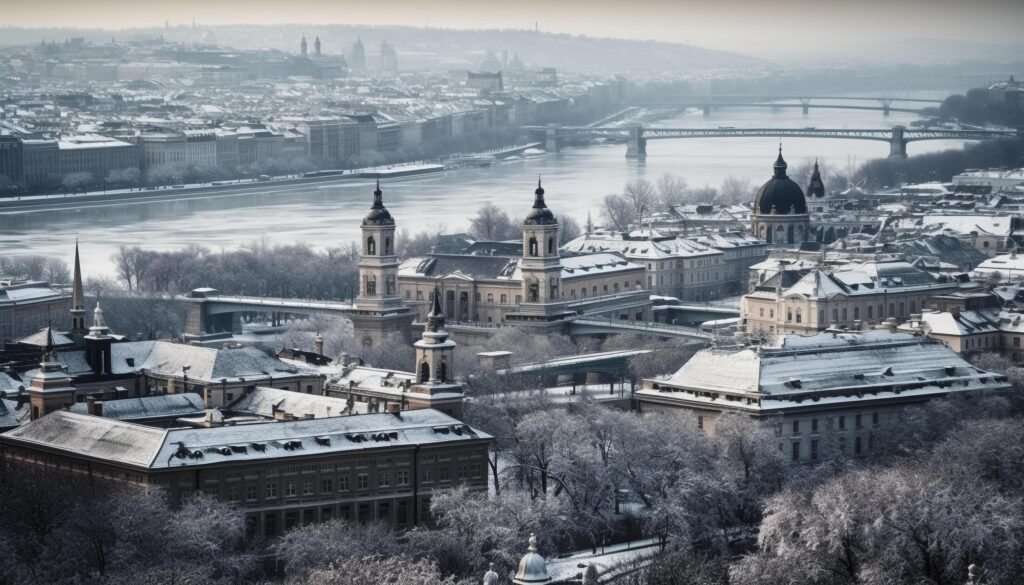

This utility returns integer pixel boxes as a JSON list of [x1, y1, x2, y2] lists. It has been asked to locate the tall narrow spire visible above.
[[70, 239, 86, 333], [426, 286, 446, 333]]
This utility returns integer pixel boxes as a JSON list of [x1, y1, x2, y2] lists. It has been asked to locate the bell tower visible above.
[[28, 328, 76, 420], [348, 180, 414, 347], [408, 289, 464, 418], [506, 180, 573, 330]]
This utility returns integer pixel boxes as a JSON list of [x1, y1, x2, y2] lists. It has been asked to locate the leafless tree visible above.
[[468, 203, 519, 241]]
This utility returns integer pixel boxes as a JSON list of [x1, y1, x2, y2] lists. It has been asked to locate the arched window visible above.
[[365, 275, 376, 296], [528, 237, 538, 257], [385, 276, 395, 295], [419, 362, 430, 383], [366, 236, 376, 255], [384, 237, 392, 255], [437, 361, 447, 383], [527, 281, 540, 302], [547, 237, 555, 255]]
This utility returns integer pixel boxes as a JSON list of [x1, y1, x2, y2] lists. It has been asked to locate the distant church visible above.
[[750, 148, 825, 246]]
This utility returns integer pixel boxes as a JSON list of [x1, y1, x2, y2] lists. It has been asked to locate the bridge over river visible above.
[[625, 95, 944, 116], [527, 124, 1019, 159]]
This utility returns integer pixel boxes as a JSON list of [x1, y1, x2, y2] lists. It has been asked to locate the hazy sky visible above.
[[2, 0, 1022, 57]]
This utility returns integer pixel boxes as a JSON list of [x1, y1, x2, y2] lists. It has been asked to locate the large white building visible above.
[[634, 330, 1010, 463]]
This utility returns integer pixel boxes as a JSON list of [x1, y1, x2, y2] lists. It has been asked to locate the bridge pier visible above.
[[545, 125, 560, 154], [879, 99, 893, 117], [800, 98, 811, 115], [702, 104, 712, 117], [889, 125, 908, 158], [625, 124, 646, 160]]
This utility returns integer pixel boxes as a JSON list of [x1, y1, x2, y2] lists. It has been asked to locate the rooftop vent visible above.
[[250, 442, 266, 452], [315, 436, 331, 446], [282, 440, 303, 451]]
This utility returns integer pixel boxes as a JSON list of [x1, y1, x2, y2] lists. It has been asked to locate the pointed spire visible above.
[[72, 239, 84, 309], [70, 239, 87, 334], [534, 175, 545, 206], [426, 286, 446, 332]]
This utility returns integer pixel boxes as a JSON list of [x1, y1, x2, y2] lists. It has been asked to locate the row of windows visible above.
[[782, 413, 880, 437], [788, 434, 874, 461], [214, 462, 485, 503]]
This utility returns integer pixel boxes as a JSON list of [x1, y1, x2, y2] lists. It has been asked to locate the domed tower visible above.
[[512, 534, 551, 585], [750, 147, 811, 246], [349, 181, 413, 348], [84, 303, 113, 375], [506, 180, 573, 330], [409, 288, 464, 418]]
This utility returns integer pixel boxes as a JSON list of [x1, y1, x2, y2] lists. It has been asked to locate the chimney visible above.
[[387, 403, 402, 416], [86, 396, 103, 417], [314, 335, 324, 356]]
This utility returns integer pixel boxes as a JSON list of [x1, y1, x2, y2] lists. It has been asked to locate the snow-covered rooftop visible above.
[[2, 409, 490, 470]]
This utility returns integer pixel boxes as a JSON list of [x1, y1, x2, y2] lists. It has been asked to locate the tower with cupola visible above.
[[506, 180, 574, 330], [407, 289, 464, 418], [348, 181, 414, 347]]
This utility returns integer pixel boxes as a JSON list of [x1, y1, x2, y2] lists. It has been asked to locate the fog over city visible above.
[[1, 2, 1024, 585]]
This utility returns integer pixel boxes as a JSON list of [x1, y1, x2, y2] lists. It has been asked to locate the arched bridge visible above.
[[527, 124, 1019, 159], [626, 95, 943, 116]]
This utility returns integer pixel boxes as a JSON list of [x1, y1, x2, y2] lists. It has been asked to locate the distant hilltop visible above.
[[0, 24, 758, 74]]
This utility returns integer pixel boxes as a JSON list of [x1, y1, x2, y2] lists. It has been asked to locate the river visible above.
[[0, 91, 968, 279]]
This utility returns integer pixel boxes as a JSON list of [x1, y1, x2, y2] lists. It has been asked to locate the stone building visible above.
[[398, 182, 649, 335], [634, 330, 1010, 463], [326, 291, 467, 418], [0, 278, 71, 343], [750, 148, 811, 246], [740, 260, 963, 341], [0, 408, 490, 537]]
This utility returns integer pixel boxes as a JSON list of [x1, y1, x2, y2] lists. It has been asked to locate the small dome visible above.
[[363, 181, 394, 226], [754, 148, 807, 215], [513, 534, 551, 584], [524, 180, 556, 225], [483, 563, 500, 585]]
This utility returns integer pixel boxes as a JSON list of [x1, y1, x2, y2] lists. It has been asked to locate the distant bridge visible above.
[[626, 95, 944, 116], [526, 124, 1019, 159], [569, 318, 712, 341]]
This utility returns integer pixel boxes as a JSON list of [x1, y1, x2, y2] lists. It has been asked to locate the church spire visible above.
[[426, 286, 445, 333], [70, 240, 86, 333]]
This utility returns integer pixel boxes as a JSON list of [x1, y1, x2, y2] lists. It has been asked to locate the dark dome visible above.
[[524, 180, 557, 225], [363, 182, 394, 226], [754, 149, 807, 215]]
